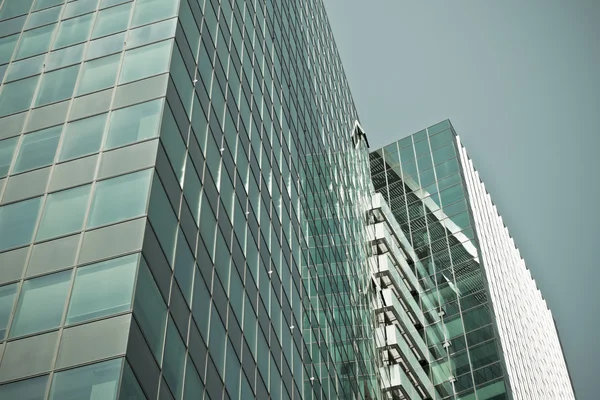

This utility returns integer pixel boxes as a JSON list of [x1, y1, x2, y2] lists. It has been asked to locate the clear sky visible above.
[[323, 1, 599, 398]]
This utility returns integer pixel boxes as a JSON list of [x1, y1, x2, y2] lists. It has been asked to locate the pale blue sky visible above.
[[324, 1, 599, 398]]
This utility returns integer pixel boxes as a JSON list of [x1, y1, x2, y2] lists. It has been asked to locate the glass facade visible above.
[[0, 1, 575, 399], [0, 0, 379, 399]]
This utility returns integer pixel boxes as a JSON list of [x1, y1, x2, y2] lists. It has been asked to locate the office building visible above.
[[0, 0, 575, 399], [369, 120, 575, 399]]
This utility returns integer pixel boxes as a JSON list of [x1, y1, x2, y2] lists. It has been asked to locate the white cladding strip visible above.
[[456, 136, 575, 400]]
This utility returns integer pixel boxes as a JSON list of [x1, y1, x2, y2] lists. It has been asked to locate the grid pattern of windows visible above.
[[0, 0, 378, 399]]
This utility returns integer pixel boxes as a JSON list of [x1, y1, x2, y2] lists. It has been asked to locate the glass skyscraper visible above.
[[0, 0, 574, 399]]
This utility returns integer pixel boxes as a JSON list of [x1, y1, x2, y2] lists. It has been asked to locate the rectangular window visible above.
[[92, 2, 132, 39], [4, 54, 45, 82], [76, 53, 120, 95], [0, 137, 18, 178], [34, 0, 64, 11], [10, 270, 72, 338], [104, 99, 163, 149], [86, 32, 126, 60], [0, 375, 48, 400], [0, 197, 43, 252], [46, 44, 85, 71], [119, 39, 172, 84], [163, 318, 185, 396], [49, 358, 122, 400], [36, 184, 92, 241], [0, 75, 40, 117], [87, 169, 152, 228], [133, 258, 167, 363], [59, 114, 107, 162], [25, 6, 62, 30], [13, 125, 62, 174], [35, 65, 80, 106], [0, 283, 18, 339], [66, 254, 139, 324], [0, 0, 35, 21], [127, 18, 177, 49], [131, 0, 179, 28], [0, 34, 19, 65], [14, 23, 55, 59], [63, 0, 98, 19]]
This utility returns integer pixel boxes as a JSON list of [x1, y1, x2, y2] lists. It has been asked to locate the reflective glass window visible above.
[[0, 0, 35, 21], [10, 270, 71, 338], [133, 258, 167, 362], [63, 0, 98, 19], [119, 362, 145, 400], [104, 99, 163, 149], [86, 32, 125, 59], [34, 65, 79, 106], [100, 0, 129, 7], [127, 18, 177, 49], [0, 137, 18, 178], [119, 39, 172, 84], [66, 254, 138, 324], [148, 175, 177, 265], [14, 23, 55, 59], [25, 6, 62, 30], [88, 168, 152, 228], [4, 54, 45, 82], [49, 358, 122, 400], [34, 0, 64, 11], [77, 53, 120, 95], [0, 283, 18, 339], [131, 0, 179, 28], [0, 75, 40, 117], [13, 125, 62, 174], [54, 13, 94, 49], [59, 114, 107, 161], [0, 375, 48, 400], [0, 34, 19, 65], [92, 2, 132, 39], [163, 318, 185, 396], [36, 184, 91, 241], [46, 43, 85, 71], [174, 228, 194, 304], [0, 197, 42, 252]]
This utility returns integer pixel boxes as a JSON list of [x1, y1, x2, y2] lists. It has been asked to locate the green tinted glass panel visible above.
[[49, 359, 122, 400], [0, 197, 42, 252], [35, 65, 79, 106], [14, 23, 55, 59], [0, 375, 48, 400], [66, 254, 138, 324], [0, 283, 17, 339], [33, 0, 64, 11], [36, 184, 91, 241], [119, 39, 172, 84], [87, 169, 152, 228], [430, 129, 454, 149], [13, 125, 62, 173], [77, 53, 120, 95], [104, 99, 163, 149], [59, 114, 107, 161], [436, 157, 460, 180], [0, 137, 18, 177], [0, 75, 40, 117], [0, 0, 34, 20], [46, 43, 85, 71], [54, 13, 94, 49], [10, 270, 71, 337], [25, 5, 62, 30], [127, 17, 177, 49], [0, 34, 19, 64], [86, 32, 125, 60], [4, 54, 44, 82], [92, 2, 132, 38], [131, 0, 179, 27]]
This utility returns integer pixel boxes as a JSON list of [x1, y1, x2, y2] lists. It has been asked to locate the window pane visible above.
[[64, 0, 98, 19], [127, 18, 177, 49], [49, 358, 122, 400], [10, 270, 71, 338], [0, 197, 42, 252], [25, 6, 62, 30], [34, 0, 64, 11], [13, 125, 62, 174], [119, 361, 146, 400], [86, 32, 125, 60], [66, 254, 138, 324], [4, 54, 45, 82], [119, 39, 172, 84], [104, 99, 163, 149], [131, 0, 179, 27], [88, 169, 152, 228], [36, 184, 91, 241], [46, 43, 85, 71], [133, 258, 167, 363], [53, 13, 94, 49], [183, 356, 203, 400], [163, 318, 185, 397], [77, 54, 120, 95], [15, 23, 56, 59], [0, 137, 18, 178], [59, 114, 107, 161], [0, 34, 19, 65], [0, 0, 35, 21], [0, 283, 18, 339], [174, 228, 194, 304], [0, 75, 40, 117], [35, 65, 79, 106], [0, 375, 48, 400], [92, 2, 132, 39]]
